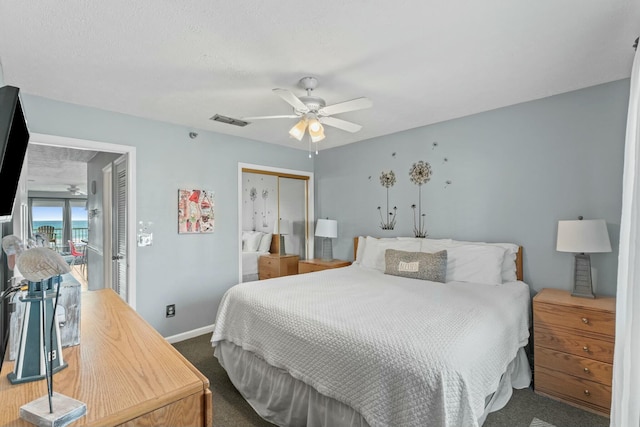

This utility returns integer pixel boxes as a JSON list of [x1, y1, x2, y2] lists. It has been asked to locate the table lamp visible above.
[[315, 219, 338, 261], [556, 218, 612, 298], [276, 219, 291, 255]]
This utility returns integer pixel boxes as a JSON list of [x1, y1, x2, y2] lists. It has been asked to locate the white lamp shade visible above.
[[315, 219, 337, 238], [277, 219, 291, 235], [556, 219, 612, 253]]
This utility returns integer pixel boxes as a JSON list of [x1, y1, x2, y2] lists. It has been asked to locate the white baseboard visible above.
[[165, 323, 215, 344]]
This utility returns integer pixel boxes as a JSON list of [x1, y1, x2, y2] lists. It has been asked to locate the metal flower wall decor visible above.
[[378, 170, 397, 230], [409, 160, 432, 237]]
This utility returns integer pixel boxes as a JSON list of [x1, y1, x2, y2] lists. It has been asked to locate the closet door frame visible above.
[[238, 163, 314, 283]]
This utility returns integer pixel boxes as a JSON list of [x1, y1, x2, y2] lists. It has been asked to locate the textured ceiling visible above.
[[1, 1, 639, 151], [26, 145, 97, 193]]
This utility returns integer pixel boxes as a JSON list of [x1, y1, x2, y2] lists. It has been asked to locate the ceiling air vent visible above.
[[210, 114, 249, 127]]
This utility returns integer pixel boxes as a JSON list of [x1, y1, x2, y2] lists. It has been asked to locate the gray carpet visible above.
[[173, 334, 610, 427]]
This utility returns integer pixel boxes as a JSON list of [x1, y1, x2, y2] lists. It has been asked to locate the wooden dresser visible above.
[[298, 259, 351, 274], [0, 289, 212, 427], [533, 288, 615, 417], [259, 254, 299, 280]]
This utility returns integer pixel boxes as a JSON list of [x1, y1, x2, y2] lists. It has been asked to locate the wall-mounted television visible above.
[[0, 85, 29, 222]]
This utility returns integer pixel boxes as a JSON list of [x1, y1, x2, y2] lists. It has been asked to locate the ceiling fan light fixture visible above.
[[310, 123, 325, 143], [308, 117, 322, 133], [289, 118, 307, 141]]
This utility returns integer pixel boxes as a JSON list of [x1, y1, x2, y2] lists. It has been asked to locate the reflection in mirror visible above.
[[277, 177, 306, 260], [240, 167, 311, 283]]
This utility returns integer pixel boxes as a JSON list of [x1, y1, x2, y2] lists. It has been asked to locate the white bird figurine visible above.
[[17, 247, 70, 282], [1, 234, 25, 270]]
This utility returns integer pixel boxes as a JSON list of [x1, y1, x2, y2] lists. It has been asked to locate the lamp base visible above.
[[571, 254, 595, 299], [20, 392, 86, 427], [279, 235, 286, 256], [320, 237, 333, 262]]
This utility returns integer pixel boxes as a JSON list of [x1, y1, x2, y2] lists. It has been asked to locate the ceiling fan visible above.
[[67, 184, 86, 196], [242, 77, 372, 143]]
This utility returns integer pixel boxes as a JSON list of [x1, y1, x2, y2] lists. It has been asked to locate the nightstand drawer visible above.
[[258, 255, 299, 280], [534, 303, 615, 337], [535, 327, 614, 364], [299, 263, 324, 274], [536, 366, 611, 414], [535, 346, 612, 385], [258, 257, 277, 278]]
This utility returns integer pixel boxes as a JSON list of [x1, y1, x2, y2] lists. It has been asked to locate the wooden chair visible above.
[[36, 225, 56, 249]]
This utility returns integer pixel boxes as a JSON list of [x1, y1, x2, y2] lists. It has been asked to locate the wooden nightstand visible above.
[[533, 288, 615, 417], [259, 254, 299, 280], [298, 259, 351, 274]]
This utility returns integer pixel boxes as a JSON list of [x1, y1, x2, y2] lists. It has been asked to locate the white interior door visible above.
[[113, 155, 128, 301], [102, 163, 113, 291]]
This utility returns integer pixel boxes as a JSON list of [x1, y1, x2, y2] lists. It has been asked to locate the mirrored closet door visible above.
[[239, 165, 313, 283]]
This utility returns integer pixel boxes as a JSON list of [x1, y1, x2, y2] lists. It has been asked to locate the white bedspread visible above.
[[242, 251, 268, 275], [211, 265, 531, 427]]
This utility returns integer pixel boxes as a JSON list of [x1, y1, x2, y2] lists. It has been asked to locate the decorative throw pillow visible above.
[[384, 249, 447, 282]]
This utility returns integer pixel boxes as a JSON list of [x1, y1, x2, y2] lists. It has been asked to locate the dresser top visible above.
[[0, 289, 208, 426], [534, 288, 616, 312]]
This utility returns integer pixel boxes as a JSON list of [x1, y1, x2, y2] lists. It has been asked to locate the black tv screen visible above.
[[0, 86, 29, 222]]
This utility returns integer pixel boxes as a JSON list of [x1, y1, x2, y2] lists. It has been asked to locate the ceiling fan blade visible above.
[[273, 88, 309, 113], [242, 115, 300, 120], [319, 116, 362, 133], [319, 97, 372, 116]]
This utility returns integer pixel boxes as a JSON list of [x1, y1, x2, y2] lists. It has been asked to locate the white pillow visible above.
[[420, 238, 454, 253], [360, 236, 421, 272], [453, 240, 519, 283], [446, 245, 506, 285], [258, 233, 272, 253], [354, 236, 367, 264], [245, 232, 264, 252]]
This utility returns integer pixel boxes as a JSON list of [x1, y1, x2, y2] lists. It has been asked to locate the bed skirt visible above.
[[214, 340, 531, 427]]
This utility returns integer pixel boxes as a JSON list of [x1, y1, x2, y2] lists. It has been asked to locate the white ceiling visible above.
[[1, 1, 639, 151], [26, 144, 97, 194]]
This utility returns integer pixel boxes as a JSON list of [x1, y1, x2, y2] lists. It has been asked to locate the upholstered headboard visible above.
[[353, 237, 524, 282]]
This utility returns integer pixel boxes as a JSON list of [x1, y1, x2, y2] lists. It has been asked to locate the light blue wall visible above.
[[315, 80, 628, 296], [20, 94, 314, 336]]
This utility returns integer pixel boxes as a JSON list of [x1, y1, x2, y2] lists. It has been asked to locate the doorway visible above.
[[27, 133, 137, 308]]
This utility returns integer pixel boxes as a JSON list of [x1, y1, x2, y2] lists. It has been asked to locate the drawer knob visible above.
[[582, 317, 589, 324], [583, 346, 589, 352], [584, 389, 591, 396], [583, 367, 590, 373]]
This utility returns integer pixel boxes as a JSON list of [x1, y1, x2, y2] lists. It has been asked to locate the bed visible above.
[[212, 236, 532, 427], [241, 231, 273, 281]]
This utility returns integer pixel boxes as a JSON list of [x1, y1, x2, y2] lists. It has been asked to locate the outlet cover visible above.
[[166, 304, 175, 318]]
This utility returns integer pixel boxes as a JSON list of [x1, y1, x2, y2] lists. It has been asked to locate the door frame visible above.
[[237, 162, 314, 283], [29, 133, 137, 309]]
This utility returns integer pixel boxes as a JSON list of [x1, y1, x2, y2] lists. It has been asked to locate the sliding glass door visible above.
[[30, 198, 88, 251]]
